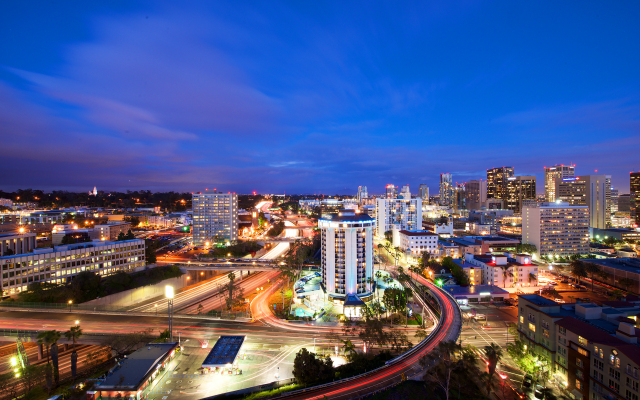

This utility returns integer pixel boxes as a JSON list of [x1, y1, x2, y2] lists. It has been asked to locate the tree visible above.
[[384, 230, 393, 246], [415, 329, 428, 342], [65, 325, 83, 381], [225, 272, 244, 310], [341, 339, 357, 361], [20, 365, 47, 395], [123, 216, 140, 227], [541, 287, 562, 299], [197, 303, 204, 314], [570, 260, 587, 284], [516, 243, 537, 256], [484, 343, 503, 392], [292, 348, 334, 386], [100, 329, 156, 357], [584, 262, 601, 291], [125, 229, 135, 240], [619, 277, 636, 293], [145, 239, 157, 264], [420, 341, 465, 400], [610, 289, 626, 300], [116, 232, 126, 241], [500, 266, 513, 288]]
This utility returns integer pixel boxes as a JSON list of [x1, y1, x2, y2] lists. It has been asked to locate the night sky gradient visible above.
[[1, 1, 639, 195]]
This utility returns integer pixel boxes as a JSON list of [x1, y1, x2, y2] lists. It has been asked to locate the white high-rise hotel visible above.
[[319, 210, 374, 301], [192, 192, 238, 246], [375, 197, 422, 238]]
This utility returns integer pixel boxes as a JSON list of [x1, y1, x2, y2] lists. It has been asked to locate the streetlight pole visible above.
[[166, 286, 174, 342]]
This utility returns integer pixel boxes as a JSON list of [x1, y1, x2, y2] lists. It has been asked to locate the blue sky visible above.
[[1, 1, 639, 195]]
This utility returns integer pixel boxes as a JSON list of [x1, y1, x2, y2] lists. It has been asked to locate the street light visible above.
[[155, 303, 158, 316], [166, 286, 174, 341], [75, 320, 80, 326], [68, 300, 72, 311]]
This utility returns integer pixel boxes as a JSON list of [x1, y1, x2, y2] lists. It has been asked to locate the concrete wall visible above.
[[83, 273, 190, 307]]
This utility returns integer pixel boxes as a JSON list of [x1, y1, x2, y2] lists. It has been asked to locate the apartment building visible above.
[[192, 192, 238, 246], [464, 252, 538, 288], [632, 172, 640, 226], [92, 222, 132, 241], [440, 173, 454, 206], [545, 164, 575, 202], [393, 230, 439, 256], [556, 175, 609, 229], [375, 197, 422, 238], [522, 201, 589, 257], [418, 184, 430, 204], [385, 184, 397, 199], [0, 239, 146, 296]]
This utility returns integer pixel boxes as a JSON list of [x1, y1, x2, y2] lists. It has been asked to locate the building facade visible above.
[[506, 176, 537, 214], [0, 232, 36, 256], [632, 172, 640, 226], [522, 201, 589, 257], [464, 252, 538, 288], [92, 222, 132, 241], [356, 186, 368, 203], [487, 167, 514, 203], [0, 239, 146, 296], [465, 180, 487, 210], [556, 175, 609, 229], [318, 210, 374, 300], [385, 184, 397, 199], [394, 230, 439, 256], [419, 184, 430, 204], [192, 192, 238, 246], [376, 197, 422, 238], [545, 164, 575, 202], [440, 173, 454, 206]]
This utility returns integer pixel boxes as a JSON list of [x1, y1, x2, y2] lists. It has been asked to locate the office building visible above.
[[385, 184, 397, 199], [487, 167, 514, 203], [619, 194, 632, 213], [0, 232, 36, 256], [400, 184, 411, 199], [506, 176, 537, 214], [91, 222, 131, 241], [453, 183, 465, 211], [544, 164, 575, 202], [51, 224, 91, 246], [418, 184, 430, 203], [376, 197, 422, 238], [605, 175, 612, 227], [591, 228, 640, 243], [556, 175, 609, 229], [611, 188, 619, 213], [0, 239, 146, 295], [465, 180, 487, 210], [632, 172, 640, 225], [440, 173, 454, 206], [356, 186, 368, 203], [0, 199, 13, 208], [192, 192, 238, 246], [318, 210, 374, 299], [522, 201, 589, 257]]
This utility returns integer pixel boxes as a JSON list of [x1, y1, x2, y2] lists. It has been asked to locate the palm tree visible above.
[[584, 262, 601, 291], [341, 339, 357, 361], [619, 277, 635, 293], [404, 287, 413, 327], [484, 343, 503, 392], [528, 273, 537, 286], [500, 266, 513, 288], [65, 325, 83, 381], [570, 260, 587, 285], [49, 330, 61, 385]]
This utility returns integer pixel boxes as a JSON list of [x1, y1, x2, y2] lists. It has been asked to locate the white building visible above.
[[393, 230, 438, 256], [400, 185, 411, 199], [556, 175, 609, 229], [464, 252, 538, 288], [356, 186, 368, 203], [192, 192, 238, 246], [0, 239, 146, 295], [0, 199, 13, 208], [318, 210, 374, 301], [418, 184, 429, 203], [0, 232, 37, 256], [522, 201, 589, 257], [375, 198, 422, 238]]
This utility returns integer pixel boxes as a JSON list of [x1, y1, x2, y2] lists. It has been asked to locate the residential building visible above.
[[545, 164, 575, 202], [192, 192, 238, 246], [438, 240, 461, 258], [611, 188, 619, 213], [487, 167, 514, 203], [440, 173, 454, 206], [444, 284, 509, 303], [0, 199, 13, 208], [464, 252, 538, 288], [385, 184, 397, 199], [453, 183, 466, 211], [506, 176, 537, 214], [465, 180, 487, 210], [556, 175, 609, 229], [399, 184, 411, 199], [92, 222, 132, 241], [0, 239, 146, 295], [522, 202, 589, 257], [318, 210, 374, 301], [393, 230, 439, 257], [0, 232, 36, 256], [376, 197, 422, 238], [632, 172, 640, 226], [468, 209, 514, 233], [418, 184, 430, 204], [356, 186, 368, 203], [606, 175, 612, 227], [465, 235, 521, 253], [422, 218, 453, 236]]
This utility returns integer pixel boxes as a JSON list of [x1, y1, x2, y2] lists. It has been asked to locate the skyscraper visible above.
[[385, 184, 397, 199], [400, 184, 411, 199], [522, 201, 589, 257], [319, 210, 374, 301], [506, 176, 537, 214], [192, 192, 238, 246], [418, 184, 429, 203], [465, 180, 487, 210], [555, 175, 608, 229], [544, 164, 575, 202], [631, 172, 640, 226], [605, 175, 612, 227], [487, 167, 514, 203], [376, 197, 422, 238], [440, 173, 453, 206], [356, 186, 368, 203]]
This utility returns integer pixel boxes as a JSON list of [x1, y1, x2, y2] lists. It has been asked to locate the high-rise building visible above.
[[385, 184, 397, 199], [375, 198, 422, 238], [610, 187, 619, 213], [418, 184, 429, 203], [544, 164, 575, 202], [487, 167, 514, 203], [555, 175, 608, 229], [506, 176, 536, 214], [522, 201, 589, 257], [400, 184, 411, 199], [192, 192, 238, 246], [605, 175, 612, 227], [356, 186, 368, 203], [465, 180, 487, 210], [632, 172, 640, 226], [440, 173, 454, 206], [319, 210, 374, 301], [453, 183, 465, 211], [618, 194, 631, 212]]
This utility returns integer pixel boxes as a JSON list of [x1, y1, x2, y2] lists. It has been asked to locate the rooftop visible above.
[[99, 342, 178, 390], [318, 211, 374, 223], [202, 336, 245, 368], [398, 230, 438, 237], [444, 285, 509, 296], [519, 294, 559, 306], [584, 258, 640, 274]]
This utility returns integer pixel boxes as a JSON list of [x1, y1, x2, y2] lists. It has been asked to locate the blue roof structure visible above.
[[202, 335, 245, 368]]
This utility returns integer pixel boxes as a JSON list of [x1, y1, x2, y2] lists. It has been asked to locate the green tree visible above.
[[292, 348, 334, 386], [64, 325, 82, 381], [584, 262, 601, 292], [116, 232, 126, 241], [619, 277, 636, 293], [500, 266, 513, 288], [484, 343, 503, 392], [125, 229, 135, 240], [570, 260, 587, 284], [420, 341, 470, 400], [516, 243, 537, 256]]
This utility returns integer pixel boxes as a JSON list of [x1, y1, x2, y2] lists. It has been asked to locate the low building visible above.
[[451, 258, 481, 285], [0, 239, 145, 296], [592, 227, 640, 242], [466, 235, 521, 253], [464, 252, 538, 288], [0, 199, 13, 208], [393, 230, 439, 257], [51, 224, 91, 246], [90, 342, 179, 400], [0, 232, 37, 256], [202, 335, 246, 371], [467, 222, 493, 235], [438, 240, 460, 258], [618, 248, 638, 258], [589, 243, 616, 255], [444, 284, 509, 304], [583, 258, 640, 294], [92, 222, 132, 241], [422, 219, 454, 236]]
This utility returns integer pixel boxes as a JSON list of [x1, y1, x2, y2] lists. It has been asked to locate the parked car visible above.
[[523, 374, 533, 388], [534, 385, 545, 399]]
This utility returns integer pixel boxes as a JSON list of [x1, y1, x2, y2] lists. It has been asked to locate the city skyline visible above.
[[2, 2, 639, 194]]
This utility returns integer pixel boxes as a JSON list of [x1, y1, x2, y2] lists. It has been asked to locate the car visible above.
[[534, 385, 545, 399], [523, 374, 534, 388], [550, 282, 558, 286]]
